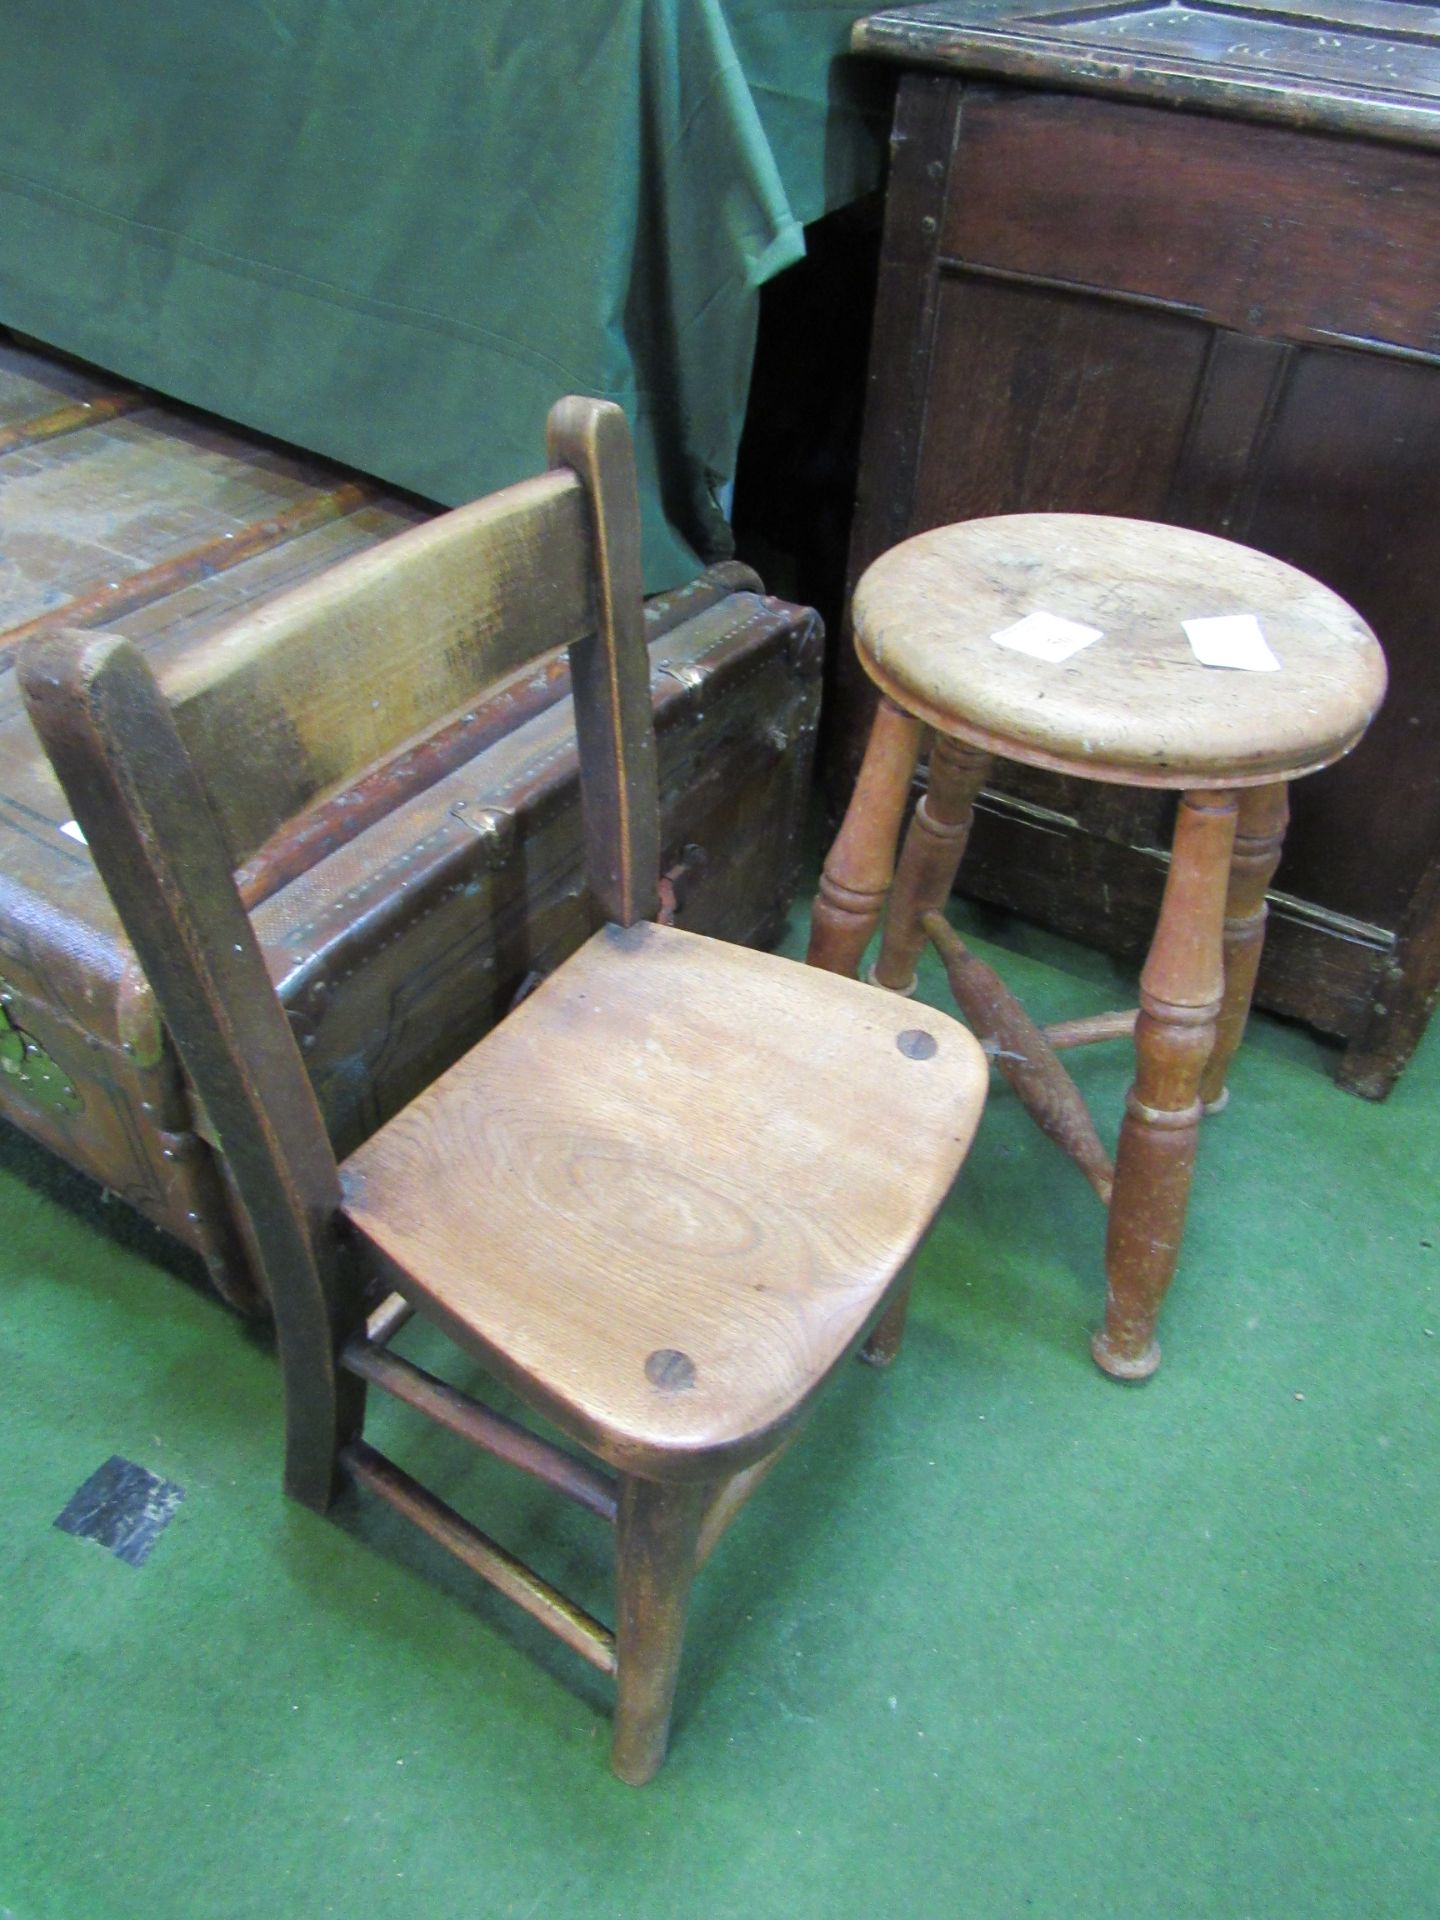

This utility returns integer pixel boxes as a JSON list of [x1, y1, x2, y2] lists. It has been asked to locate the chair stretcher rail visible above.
[[341, 1439, 618, 1674], [342, 1337, 619, 1523]]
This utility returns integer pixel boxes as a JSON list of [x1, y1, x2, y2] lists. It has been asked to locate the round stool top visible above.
[[852, 515, 1387, 787]]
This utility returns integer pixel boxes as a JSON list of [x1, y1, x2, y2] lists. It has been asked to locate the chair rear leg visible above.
[[286, 1358, 367, 1513], [612, 1475, 709, 1785], [860, 1267, 916, 1368]]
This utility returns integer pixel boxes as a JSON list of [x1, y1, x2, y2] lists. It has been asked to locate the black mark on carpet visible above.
[[53, 1456, 185, 1567]]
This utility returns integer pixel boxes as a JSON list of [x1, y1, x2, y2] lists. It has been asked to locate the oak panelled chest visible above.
[[843, 0, 1440, 1095]]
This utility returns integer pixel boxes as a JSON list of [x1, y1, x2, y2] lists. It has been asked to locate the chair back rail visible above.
[[165, 472, 592, 863], [158, 401, 660, 905]]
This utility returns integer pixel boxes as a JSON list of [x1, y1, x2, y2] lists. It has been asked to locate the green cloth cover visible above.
[[0, 1, 886, 588]]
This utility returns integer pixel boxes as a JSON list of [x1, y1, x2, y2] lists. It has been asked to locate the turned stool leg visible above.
[[1094, 790, 1238, 1381], [872, 737, 991, 993], [611, 1475, 709, 1785], [808, 699, 924, 977], [1200, 782, 1289, 1114]]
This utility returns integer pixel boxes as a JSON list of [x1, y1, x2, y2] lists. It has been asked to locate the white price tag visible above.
[[59, 819, 88, 845], [990, 610, 1103, 664], [1183, 614, 1280, 673]]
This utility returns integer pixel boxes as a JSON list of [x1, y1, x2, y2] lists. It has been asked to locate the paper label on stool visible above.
[[1182, 614, 1280, 672], [59, 819, 87, 844], [990, 611, 1103, 663]]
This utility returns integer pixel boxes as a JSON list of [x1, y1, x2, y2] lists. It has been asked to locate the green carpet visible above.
[[2, 900, 1435, 1919]]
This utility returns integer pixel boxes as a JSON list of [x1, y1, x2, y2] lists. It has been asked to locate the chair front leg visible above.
[[1094, 790, 1238, 1380], [808, 699, 924, 978], [611, 1475, 710, 1785], [1200, 781, 1289, 1113]]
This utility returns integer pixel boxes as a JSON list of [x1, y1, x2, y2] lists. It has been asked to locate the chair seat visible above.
[[340, 921, 988, 1479], [852, 514, 1387, 788]]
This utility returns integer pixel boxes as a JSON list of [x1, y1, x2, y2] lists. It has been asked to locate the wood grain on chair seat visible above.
[[853, 514, 1386, 787], [341, 920, 987, 1481]]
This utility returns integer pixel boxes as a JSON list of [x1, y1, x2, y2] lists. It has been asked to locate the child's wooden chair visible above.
[[21, 397, 988, 1782]]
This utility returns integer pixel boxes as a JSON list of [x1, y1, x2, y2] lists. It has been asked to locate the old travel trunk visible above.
[[0, 335, 822, 1311]]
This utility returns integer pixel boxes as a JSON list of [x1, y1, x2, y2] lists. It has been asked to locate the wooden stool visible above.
[[810, 514, 1386, 1378]]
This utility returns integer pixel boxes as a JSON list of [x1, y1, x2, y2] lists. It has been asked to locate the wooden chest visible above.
[[842, 0, 1440, 1096], [0, 336, 822, 1310]]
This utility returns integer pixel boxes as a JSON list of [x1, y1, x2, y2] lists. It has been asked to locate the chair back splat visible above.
[[20, 398, 988, 1783]]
